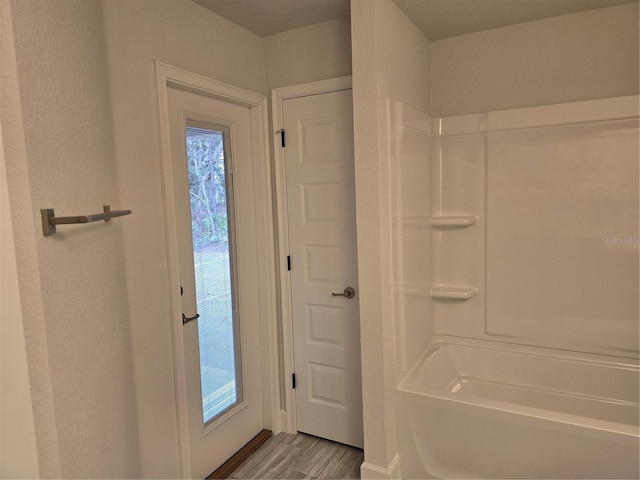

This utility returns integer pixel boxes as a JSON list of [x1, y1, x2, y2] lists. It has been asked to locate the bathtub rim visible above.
[[398, 335, 640, 437], [402, 335, 640, 378]]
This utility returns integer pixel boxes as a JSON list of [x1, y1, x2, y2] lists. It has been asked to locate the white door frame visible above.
[[155, 61, 279, 478], [270, 76, 353, 434]]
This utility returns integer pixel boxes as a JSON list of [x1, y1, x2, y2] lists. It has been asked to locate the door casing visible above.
[[155, 62, 278, 478], [270, 76, 354, 435]]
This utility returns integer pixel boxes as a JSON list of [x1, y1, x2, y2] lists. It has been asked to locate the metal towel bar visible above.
[[41, 205, 132, 236]]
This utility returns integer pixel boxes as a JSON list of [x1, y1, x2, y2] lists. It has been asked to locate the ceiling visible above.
[[193, 0, 637, 40], [192, 0, 349, 37], [394, 0, 638, 40]]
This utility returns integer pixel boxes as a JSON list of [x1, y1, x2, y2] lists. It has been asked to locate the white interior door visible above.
[[283, 89, 363, 448], [168, 86, 263, 478]]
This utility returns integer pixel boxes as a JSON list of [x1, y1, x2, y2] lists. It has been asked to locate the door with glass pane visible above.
[[167, 86, 263, 479]]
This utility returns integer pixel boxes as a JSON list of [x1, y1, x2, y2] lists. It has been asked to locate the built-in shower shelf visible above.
[[430, 215, 477, 228], [402, 216, 430, 228], [430, 286, 478, 300]]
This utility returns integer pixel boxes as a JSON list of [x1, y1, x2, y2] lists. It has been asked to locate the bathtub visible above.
[[397, 336, 640, 479]]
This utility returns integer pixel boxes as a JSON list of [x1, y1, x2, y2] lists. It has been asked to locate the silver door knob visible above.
[[332, 287, 356, 299]]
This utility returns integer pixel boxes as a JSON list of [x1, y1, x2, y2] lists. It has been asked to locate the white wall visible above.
[[0, 1, 59, 475], [5, 0, 140, 476], [100, 0, 267, 476], [0, 100, 39, 478], [351, 0, 429, 475], [264, 18, 352, 89], [430, 2, 640, 116]]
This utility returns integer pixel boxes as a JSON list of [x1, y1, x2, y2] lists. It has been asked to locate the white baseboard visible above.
[[360, 454, 401, 479]]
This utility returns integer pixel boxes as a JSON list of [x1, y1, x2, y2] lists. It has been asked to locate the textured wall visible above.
[[430, 2, 640, 116], [6, 0, 140, 477], [373, 3, 431, 114], [351, 0, 430, 474], [100, 0, 267, 476], [0, 1, 59, 475], [0, 93, 40, 478], [264, 18, 352, 89]]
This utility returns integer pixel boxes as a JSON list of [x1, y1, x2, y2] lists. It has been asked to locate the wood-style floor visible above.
[[228, 432, 363, 479]]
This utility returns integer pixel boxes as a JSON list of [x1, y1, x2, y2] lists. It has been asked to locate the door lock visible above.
[[332, 287, 356, 299]]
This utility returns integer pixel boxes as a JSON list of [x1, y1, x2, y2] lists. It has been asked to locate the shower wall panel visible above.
[[432, 130, 486, 337], [389, 102, 434, 378], [390, 96, 639, 366], [486, 118, 639, 355]]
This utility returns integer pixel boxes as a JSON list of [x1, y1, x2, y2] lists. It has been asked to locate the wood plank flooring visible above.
[[228, 432, 363, 479]]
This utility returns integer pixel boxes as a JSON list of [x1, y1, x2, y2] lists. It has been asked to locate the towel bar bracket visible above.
[[41, 208, 56, 236]]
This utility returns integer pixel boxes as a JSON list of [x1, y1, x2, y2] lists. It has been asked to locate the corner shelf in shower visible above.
[[429, 215, 477, 228], [401, 216, 430, 228], [430, 286, 478, 300]]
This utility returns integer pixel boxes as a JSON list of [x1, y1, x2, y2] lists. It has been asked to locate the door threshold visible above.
[[207, 429, 273, 479]]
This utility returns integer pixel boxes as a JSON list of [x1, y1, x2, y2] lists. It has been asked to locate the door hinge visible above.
[[280, 129, 286, 148], [292, 373, 296, 389], [287, 255, 291, 271]]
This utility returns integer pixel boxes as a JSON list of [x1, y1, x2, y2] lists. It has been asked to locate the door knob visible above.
[[182, 312, 200, 325], [180, 285, 199, 324], [332, 287, 356, 299]]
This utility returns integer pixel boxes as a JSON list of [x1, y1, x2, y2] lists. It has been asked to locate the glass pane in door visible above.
[[185, 122, 242, 425]]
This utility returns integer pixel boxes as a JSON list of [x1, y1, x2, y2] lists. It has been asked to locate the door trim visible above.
[[155, 61, 278, 478], [270, 76, 353, 434]]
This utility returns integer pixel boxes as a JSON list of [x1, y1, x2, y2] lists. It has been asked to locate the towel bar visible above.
[[41, 205, 132, 236]]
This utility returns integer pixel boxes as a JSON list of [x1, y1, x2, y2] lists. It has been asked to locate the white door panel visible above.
[[168, 86, 263, 478], [283, 89, 363, 448]]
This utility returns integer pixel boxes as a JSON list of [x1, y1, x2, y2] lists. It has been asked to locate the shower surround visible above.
[[389, 95, 639, 479]]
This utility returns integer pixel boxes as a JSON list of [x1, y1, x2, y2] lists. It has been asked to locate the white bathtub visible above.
[[397, 337, 640, 479]]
